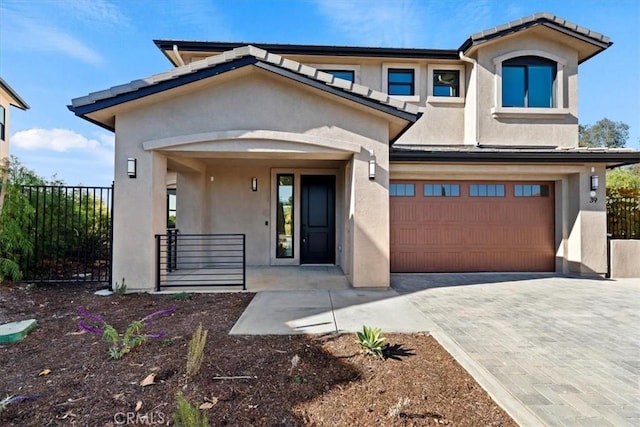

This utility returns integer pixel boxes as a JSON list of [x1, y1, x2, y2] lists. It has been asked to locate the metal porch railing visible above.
[[155, 231, 246, 291]]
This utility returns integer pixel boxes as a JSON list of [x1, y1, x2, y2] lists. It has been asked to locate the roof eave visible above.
[[69, 55, 419, 130], [459, 19, 612, 63], [154, 39, 460, 62], [390, 150, 640, 168], [0, 77, 30, 110]]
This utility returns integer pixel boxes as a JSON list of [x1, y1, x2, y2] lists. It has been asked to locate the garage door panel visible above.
[[390, 180, 555, 272]]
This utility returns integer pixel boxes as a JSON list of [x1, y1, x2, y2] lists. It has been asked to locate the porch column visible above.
[[112, 150, 167, 291], [565, 166, 607, 275], [350, 145, 390, 287], [175, 171, 206, 234]]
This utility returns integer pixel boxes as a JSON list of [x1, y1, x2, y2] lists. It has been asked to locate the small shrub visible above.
[[173, 392, 209, 427], [114, 277, 127, 296], [186, 323, 208, 378], [171, 292, 191, 301], [78, 305, 176, 359], [356, 325, 387, 359]]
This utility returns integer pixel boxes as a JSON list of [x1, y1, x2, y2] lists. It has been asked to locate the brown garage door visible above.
[[390, 181, 555, 272]]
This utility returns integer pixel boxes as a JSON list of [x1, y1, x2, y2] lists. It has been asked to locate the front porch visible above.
[[157, 265, 350, 292]]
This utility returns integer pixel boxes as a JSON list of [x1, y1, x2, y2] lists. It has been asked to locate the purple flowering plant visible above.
[[78, 305, 176, 359]]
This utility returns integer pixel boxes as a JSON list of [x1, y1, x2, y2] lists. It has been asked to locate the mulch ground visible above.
[[0, 282, 516, 426]]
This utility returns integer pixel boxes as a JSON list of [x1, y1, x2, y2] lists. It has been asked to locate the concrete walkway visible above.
[[230, 288, 434, 334], [229, 274, 640, 426], [394, 274, 640, 427]]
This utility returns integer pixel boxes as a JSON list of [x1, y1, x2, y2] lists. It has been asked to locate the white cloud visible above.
[[0, 0, 105, 65], [313, 0, 425, 47], [59, 0, 128, 27], [13, 128, 113, 153]]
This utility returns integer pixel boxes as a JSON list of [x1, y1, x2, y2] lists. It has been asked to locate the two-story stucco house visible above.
[[69, 13, 639, 292], [0, 77, 30, 208]]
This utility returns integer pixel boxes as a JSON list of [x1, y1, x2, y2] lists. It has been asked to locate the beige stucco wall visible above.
[[474, 32, 579, 147], [111, 67, 395, 290], [610, 240, 640, 278], [0, 89, 12, 164]]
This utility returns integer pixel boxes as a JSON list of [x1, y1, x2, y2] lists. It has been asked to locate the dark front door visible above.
[[301, 175, 335, 264]]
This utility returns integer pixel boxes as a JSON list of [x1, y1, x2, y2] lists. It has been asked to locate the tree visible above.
[[579, 118, 629, 148]]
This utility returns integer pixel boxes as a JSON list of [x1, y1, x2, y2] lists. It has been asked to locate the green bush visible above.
[[173, 392, 209, 427]]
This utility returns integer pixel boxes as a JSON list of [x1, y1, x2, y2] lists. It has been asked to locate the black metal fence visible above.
[[607, 197, 640, 239], [155, 231, 245, 291], [20, 185, 113, 283]]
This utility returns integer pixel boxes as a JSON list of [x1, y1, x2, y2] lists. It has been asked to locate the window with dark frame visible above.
[[0, 105, 5, 141], [514, 184, 549, 197], [324, 70, 355, 82], [469, 184, 505, 197], [388, 69, 415, 96], [433, 70, 460, 97], [424, 183, 460, 197], [502, 56, 556, 108], [166, 189, 177, 228], [276, 174, 294, 258], [390, 183, 415, 197]]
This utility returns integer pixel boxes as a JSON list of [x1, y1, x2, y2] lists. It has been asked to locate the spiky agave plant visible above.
[[356, 325, 387, 359]]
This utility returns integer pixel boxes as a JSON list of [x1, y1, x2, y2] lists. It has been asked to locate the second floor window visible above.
[[388, 69, 415, 96], [433, 70, 460, 97], [502, 56, 556, 108], [0, 105, 5, 141], [325, 70, 355, 82]]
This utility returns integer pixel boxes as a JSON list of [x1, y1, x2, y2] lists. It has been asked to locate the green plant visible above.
[[173, 392, 209, 427], [161, 338, 174, 347], [171, 291, 191, 301], [0, 394, 40, 414], [356, 325, 387, 359], [78, 305, 176, 359], [186, 323, 208, 378], [114, 277, 127, 296]]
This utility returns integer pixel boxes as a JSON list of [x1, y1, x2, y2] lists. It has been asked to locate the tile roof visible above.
[[460, 12, 612, 52], [390, 144, 640, 167], [70, 45, 420, 119]]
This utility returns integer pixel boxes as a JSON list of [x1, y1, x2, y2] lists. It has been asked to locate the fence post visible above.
[[155, 234, 161, 291], [242, 234, 246, 291]]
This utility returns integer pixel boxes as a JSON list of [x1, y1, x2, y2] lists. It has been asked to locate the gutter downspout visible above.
[[459, 51, 479, 146], [173, 44, 186, 67]]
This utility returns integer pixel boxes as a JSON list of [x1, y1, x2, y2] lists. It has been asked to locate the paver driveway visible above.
[[393, 274, 640, 427]]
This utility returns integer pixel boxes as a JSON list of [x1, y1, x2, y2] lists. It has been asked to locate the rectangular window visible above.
[[514, 184, 549, 197], [166, 189, 177, 228], [469, 184, 505, 197], [424, 183, 460, 197], [388, 69, 415, 96], [0, 105, 5, 141], [390, 183, 415, 197], [276, 174, 294, 258], [502, 57, 555, 108], [325, 70, 355, 82], [433, 70, 460, 97]]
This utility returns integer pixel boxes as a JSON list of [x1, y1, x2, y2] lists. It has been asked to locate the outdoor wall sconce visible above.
[[251, 177, 258, 192], [368, 150, 376, 180], [127, 158, 137, 179], [590, 174, 599, 203]]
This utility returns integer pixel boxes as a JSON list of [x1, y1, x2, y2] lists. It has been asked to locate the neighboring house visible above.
[[69, 13, 640, 291], [0, 78, 30, 210]]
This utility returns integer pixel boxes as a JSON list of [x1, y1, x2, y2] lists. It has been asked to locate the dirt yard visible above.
[[0, 282, 515, 426]]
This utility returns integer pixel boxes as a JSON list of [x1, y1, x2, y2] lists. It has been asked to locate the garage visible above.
[[390, 180, 555, 272]]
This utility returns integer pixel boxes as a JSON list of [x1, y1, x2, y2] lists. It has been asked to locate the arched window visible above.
[[502, 56, 556, 108]]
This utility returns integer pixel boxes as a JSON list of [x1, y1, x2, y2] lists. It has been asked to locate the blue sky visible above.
[[1, 0, 639, 186]]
